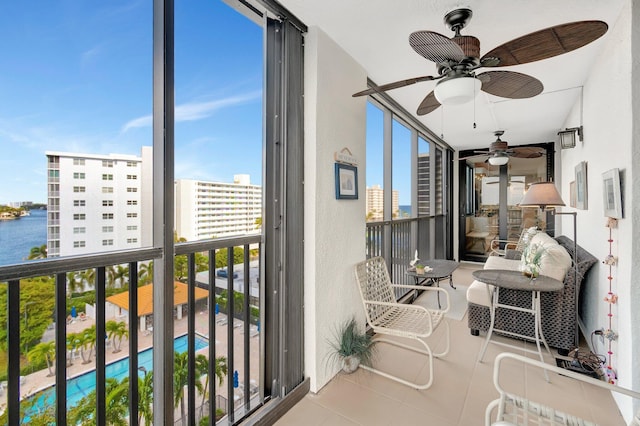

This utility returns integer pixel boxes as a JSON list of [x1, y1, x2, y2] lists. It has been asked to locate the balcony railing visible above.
[[0, 234, 261, 425], [366, 216, 432, 299]]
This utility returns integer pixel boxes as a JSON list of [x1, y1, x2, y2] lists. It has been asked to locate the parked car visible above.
[[216, 268, 238, 279]]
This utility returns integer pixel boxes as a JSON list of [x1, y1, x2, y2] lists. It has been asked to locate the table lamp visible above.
[[519, 181, 579, 348]]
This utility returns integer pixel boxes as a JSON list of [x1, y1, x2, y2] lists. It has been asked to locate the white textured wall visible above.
[[560, 1, 638, 419], [304, 26, 368, 392]]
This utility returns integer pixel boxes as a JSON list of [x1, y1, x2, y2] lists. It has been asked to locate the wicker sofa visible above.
[[466, 234, 598, 352]]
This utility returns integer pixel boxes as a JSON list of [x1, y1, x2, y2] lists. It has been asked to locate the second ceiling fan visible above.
[[460, 131, 546, 165], [352, 8, 607, 116]]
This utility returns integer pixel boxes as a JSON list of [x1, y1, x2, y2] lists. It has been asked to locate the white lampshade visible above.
[[519, 181, 566, 210], [434, 76, 481, 105], [488, 154, 509, 166]]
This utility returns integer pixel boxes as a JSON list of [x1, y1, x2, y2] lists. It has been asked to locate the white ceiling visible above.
[[277, 0, 625, 151]]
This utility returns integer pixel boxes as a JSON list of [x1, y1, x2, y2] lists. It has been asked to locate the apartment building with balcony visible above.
[[175, 174, 262, 241], [45, 147, 153, 257]]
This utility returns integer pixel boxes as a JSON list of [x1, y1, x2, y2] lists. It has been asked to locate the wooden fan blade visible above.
[[480, 21, 608, 67], [477, 70, 543, 99], [416, 91, 441, 115], [409, 30, 466, 63], [352, 75, 437, 97], [510, 147, 546, 158], [459, 153, 489, 161]]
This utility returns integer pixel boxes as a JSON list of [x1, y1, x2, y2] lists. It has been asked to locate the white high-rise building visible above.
[[45, 147, 153, 257], [365, 185, 399, 221], [175, 175, 262, 241]]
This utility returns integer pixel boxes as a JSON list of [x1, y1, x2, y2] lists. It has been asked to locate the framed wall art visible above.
[[569, 181, 576, 208], [602, 168, 623, 219], [335, 163, 358, 200], [575, 161, 588, 210]]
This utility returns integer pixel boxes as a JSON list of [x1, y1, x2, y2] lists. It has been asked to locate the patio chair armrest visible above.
[[389, 284, 450, 312], [488, 353, 640, 426]]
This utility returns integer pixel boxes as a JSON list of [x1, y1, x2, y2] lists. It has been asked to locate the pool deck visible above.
[[2, 307, 259, 414]]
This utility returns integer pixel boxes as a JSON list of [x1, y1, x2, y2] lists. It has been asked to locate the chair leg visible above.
[[360, 325, 449, 390]]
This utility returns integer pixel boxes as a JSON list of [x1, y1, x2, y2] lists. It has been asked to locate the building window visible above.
[[73, 241, 86, 248], [102, 200, 114, 207], [73, 172, 85, 179], [73, 227, 86, 234], [73, 186, 86, 193], [103, 213, 114, 220], [102, 239, 114, 246], [103, 160, 114, 167], [103, 226, 114, 232], [127, 161, 137, 167], [127, 187, 138, 192], [127, 238, 138, 244], [102, 174, 114, 181], [127, 174, 138, 180], [73, 200, 86, 207], [73, 213, 86, 220], [127, 225, 138, 231], [102, 187, 114, 193], [127, 200, 138, 205], [48, 170, 60, 178], [127, 212, 138, 218], [73, 158, 85, 166]]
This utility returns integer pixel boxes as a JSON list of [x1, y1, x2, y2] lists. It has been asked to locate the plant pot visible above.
[[416, 267, 425, 275], [342, 355, 360, 373]]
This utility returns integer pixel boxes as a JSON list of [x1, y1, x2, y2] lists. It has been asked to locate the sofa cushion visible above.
[[538, 243, 572, 281], [466, 256, 521, 307]]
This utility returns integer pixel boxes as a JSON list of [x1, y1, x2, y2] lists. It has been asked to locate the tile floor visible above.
[[275, 262, 626, 426]]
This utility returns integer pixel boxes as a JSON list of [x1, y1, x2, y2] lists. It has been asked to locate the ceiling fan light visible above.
[[434, 76, 480, 105], [488, 154, 509, 166]]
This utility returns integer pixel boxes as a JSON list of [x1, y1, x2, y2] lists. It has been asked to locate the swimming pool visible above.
[[25, 334, 208, 417]]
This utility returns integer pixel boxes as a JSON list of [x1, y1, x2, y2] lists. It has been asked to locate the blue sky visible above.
[[0, 1, 263, 204]]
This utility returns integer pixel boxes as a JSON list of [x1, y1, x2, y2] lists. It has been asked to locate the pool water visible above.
[[25, 334, 208, 416]]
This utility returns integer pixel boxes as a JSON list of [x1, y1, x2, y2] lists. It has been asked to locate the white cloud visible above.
[[121, 90, 261, 133]]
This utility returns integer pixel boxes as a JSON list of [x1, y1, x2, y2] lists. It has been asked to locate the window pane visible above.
[[365, 102, 384, 222], [418, 137, 430, 216], [0, 2, 152, 262], [392, 119, 410, 219]]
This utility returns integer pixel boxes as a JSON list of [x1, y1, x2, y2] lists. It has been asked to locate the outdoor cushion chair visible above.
[[354, 256, 450, 390]]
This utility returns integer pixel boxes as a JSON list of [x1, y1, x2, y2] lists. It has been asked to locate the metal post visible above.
[[555, 211, 578, 347]]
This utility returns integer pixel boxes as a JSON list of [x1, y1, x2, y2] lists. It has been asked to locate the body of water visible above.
[[0, 209, 47, 266]]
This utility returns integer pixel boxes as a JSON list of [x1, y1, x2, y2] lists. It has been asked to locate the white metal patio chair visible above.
[[354, 256, 450, 390], [486, 352, 640, 426]]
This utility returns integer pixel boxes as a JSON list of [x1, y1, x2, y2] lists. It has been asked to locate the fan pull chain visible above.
[[473, 78, 477, 129]]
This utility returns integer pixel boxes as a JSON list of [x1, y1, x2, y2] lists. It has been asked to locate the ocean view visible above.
[[0, 209, 47, 266]]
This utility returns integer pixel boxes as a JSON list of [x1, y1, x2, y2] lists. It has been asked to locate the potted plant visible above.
[[415, 263, 425, 275], [520, 243, 546, 278], [329, 318, 376, 373]]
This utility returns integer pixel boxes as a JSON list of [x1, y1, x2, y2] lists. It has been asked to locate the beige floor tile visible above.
[[277, 261, 627, 426]]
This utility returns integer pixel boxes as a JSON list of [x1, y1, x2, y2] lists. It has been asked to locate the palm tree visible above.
[[68, 377, 130, 425], [79, 324, 97, 364], [138, 261, 154, 286], [106, 320, 129, 353], [80, 268, 96, 290], [66, 332, 82, 366], [112, 264, 129, 288], [27, 244, 47, 260], [138, 369, 154, 425], [27, 341, 56, 376], [196, 355, 228, 417], [174, 351, 202, 426], [66, 271, 84, 295]]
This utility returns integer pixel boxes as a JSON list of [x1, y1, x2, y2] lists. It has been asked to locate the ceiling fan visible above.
[[460, 131, 545, 165], [352, 8, 608, 115]]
